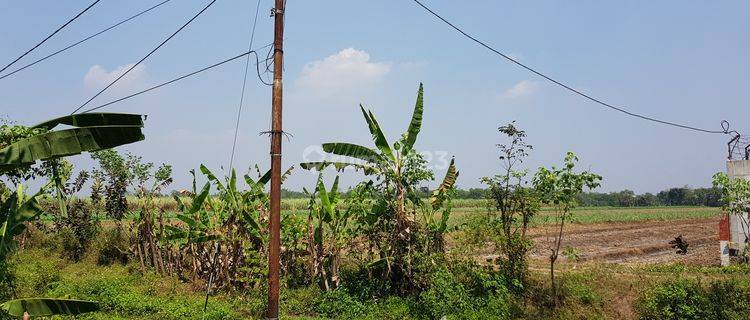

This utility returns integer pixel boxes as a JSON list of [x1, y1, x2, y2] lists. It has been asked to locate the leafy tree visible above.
[[479, 122, 539, 291], [533, 152, 601, 303], [713, 172, 750, 260]]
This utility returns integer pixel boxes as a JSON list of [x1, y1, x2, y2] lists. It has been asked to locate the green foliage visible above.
[[0, 184, 43, 259], [479, 122, 540, 292], [0, 261, 14, 304], [46, 271, 239, 319], [312, 289, 367, 318], [10, 249, 63, 298], [89, 227, 130, 265], [713, 172, 750, 216], [638, 279, 710, 320], [306, 174, 356, 290], [60, 199, 100, 262], [637, 278, 750, 320], [90, 150, 130, 221], [0, 113, 145, 179], [0, 119, 49, 184], [0, 298, 99, 317], [301, 84, 460, 295], [533, 152, 601, 303], [559, 273, 600, 306]]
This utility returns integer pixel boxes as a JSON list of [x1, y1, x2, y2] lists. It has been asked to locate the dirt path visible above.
[[528, 217, 720, 266]]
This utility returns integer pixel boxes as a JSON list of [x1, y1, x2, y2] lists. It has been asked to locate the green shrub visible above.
[[281, 285, 319, 316], [0, 261, 14, 302], [46, 269, 238, 319], [705, 280, 750, 319], [638, 278, 750, 320], [637, 279, 710, 320], [418, 266, 511, 320], [89, 227, 130, 265], [340, 266, 392, 301], [312, 289, 366, 318], [560, 273, 601, 306], [10, 249, 64, 297]]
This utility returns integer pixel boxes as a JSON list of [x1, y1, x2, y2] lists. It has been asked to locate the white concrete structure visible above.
[[725, 160, 750, 264]]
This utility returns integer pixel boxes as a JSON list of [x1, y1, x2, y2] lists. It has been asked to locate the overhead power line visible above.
[[229, 0, 264, 170], [409, 0, 729, 135], [71, 0, 219, 115], [0, 0, 102, 75], [80, 45, 273, 114], [0, 0, 172, 81]]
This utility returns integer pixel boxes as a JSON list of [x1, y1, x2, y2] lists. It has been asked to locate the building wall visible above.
[[727, 160, 750, 249]]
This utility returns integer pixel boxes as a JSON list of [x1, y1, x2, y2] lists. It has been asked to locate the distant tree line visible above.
[[283, 186, 722, 207], [574, 187, 723, 207], [445, 186, 722, 207]]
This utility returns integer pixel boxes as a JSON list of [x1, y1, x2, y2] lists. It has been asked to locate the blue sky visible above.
[[2, 0, 749, 193]]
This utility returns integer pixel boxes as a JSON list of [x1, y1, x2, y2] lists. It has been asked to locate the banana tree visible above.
[[0, 113, 144, 317], [305, 174, 353, 290], [0, 184, 43, 259], [166, 165, 291, 288], [166, 181, 222, 280], [1, 112, 145, 218], [301, 84, 426, 226], [419, 158, 459, 252], [0, 113, 145, 172], [300, 84, 461, 290]]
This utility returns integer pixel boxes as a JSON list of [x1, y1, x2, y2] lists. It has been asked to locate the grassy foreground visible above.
[[8, 205, 742, 320], [9, 246, 750, 320]]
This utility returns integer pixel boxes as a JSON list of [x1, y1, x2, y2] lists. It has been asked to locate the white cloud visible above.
[[295, 48, 391, 95], [84, 63, 146, 90], [500, 80, 539, 99]]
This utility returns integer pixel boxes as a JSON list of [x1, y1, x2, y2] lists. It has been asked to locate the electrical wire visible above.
[[409, 0, 729, 135], [0, 0, 171, 81], [229, 0, 263, 170], [71, 0, 219, 115], [0, 0, 102, 74], [79, 44, 273, 114]]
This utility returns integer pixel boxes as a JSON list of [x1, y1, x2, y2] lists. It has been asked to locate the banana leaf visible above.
[[322, 143, 382, 165], [402, 83, 424, 153], [359, 105, 394, 161], [300, 161, 379, 175], [0, 298, 99, 317], [32, 113, 144, 130], [431, 158, 459, 210], [0, 113, 145, 172]]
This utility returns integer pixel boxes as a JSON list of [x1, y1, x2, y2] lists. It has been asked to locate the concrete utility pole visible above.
[[266, 0, 285, 318]]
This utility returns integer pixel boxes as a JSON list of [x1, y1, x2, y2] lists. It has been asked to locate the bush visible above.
[[89, 227, 130, 265], [559, 273, 601, 306], [419, 267, 474, 318], [705, 280, 750, 319], [638, 278, 750, 320], [312, 289, 367, 318], [0, 261, 14, 302], [61, 199, 100, 261], [46, 268, 239, 319], [339, 266, 392, 301], [418, 265, 511, 320], [637, 279, 710, 320], [10, 249, 64, 297]]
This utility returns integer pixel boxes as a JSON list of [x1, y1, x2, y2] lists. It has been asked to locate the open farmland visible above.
[[450, 206, 722, 266]]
